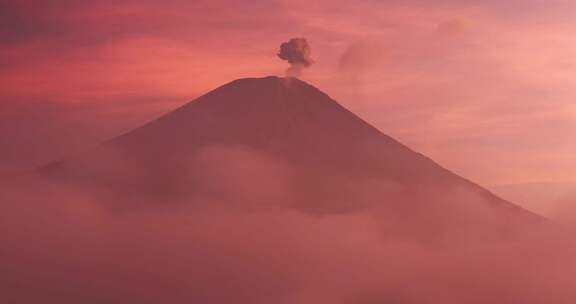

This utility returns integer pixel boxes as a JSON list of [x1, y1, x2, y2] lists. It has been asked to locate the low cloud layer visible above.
[[2, 144, 576, 304]]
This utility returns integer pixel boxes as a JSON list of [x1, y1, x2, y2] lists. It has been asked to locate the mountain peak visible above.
[[41, 76, 543, 238], [227, 75, 311, 87]]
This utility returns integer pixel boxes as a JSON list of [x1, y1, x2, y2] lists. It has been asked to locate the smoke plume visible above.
[[278, 38, 314, 78]]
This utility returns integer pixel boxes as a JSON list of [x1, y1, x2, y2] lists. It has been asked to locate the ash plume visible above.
[[277, 38, 314, 78]]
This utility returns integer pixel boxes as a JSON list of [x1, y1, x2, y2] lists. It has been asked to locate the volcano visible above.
[[42, 76, 542, 238]]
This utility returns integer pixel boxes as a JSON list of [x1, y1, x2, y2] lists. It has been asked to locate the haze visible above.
[[2, 1, 576, 303]]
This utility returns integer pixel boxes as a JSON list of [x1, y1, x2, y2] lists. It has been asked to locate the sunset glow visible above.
[[2, 1, 576, 303]]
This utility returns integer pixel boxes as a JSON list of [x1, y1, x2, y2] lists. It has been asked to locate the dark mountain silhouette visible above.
[[41, 76, 542, 239]]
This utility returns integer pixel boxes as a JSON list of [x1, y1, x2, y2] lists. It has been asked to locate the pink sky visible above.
[[1, 0, 575, 204]]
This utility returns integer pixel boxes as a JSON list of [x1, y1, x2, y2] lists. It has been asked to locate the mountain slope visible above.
[[41, 76, 542, 238]]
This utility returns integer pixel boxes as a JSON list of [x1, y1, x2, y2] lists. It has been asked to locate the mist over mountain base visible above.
[[2, 172, 575, 304]]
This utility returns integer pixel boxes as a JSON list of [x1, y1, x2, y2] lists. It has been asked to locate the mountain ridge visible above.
[[40, 76, 544, 237]]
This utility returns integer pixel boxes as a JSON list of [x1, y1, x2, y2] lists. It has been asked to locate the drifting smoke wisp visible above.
[[278, 38, 314, 78]]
